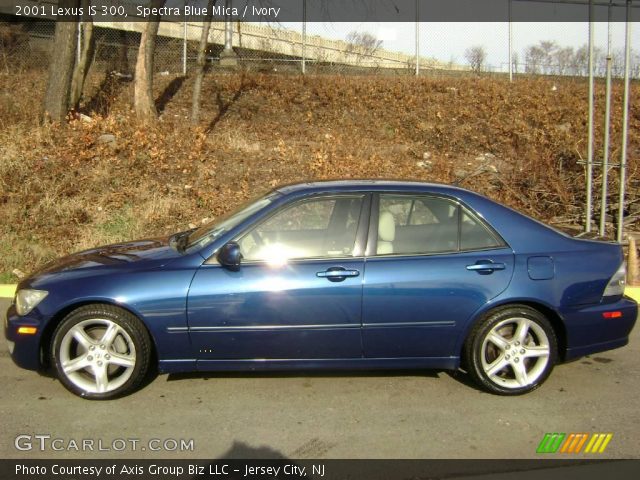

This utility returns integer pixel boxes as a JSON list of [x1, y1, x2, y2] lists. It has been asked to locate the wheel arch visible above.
[[39, 300, 159, 370], [459, 300, 568, 364]]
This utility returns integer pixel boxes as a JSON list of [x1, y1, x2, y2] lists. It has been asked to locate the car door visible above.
[[188, 193, 369, 360], [361, 193, 515, 358]]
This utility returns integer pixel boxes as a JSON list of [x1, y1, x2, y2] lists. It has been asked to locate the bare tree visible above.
[[612, 48, 626, 78], [43, 0, 80, 122], [134, 0, 166, 122], [464, 45, 487, 73], [345, 31, 382, 64], [632, 50, 640, 79], [538, 40, 557, 74], [524, 45, 544, 74], [70, 0, 95, 109], [511, 51, 519, 74], [554, 46, 574, 75], [572, 45, 589, 76], [191, 0, 217, 123]]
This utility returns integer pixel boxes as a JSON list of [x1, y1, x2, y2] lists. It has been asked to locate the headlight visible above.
[[15, 289, 48, 316]]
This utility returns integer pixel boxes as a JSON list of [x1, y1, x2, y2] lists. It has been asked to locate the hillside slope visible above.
[[0, 72, 638, 279]]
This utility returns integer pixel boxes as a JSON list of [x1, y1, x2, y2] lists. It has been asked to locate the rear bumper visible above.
[[564, 296, 638, 360]]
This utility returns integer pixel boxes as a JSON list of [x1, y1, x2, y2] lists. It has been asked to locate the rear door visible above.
[[361, 193, 515, 358], [188, 194, 369, 360]]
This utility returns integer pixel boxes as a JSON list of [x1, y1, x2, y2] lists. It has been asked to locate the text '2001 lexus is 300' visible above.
[[4, 180, 637, 399]]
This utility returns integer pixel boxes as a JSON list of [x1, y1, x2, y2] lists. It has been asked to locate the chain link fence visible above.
[[1, 19, 425, 77], [1, 17, 639, 79]]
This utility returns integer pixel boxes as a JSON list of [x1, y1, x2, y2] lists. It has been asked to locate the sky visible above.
[[286, 21, 640, 71]]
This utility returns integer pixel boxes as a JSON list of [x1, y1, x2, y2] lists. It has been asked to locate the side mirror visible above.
[[217, 242, 242, 271]]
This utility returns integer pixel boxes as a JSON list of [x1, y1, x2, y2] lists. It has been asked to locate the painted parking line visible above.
[[0, 284, 16, 298], [627, 287, 640, 303]]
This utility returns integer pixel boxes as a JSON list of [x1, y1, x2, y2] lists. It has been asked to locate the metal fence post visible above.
[[76, 19, 82, 64], [600, 1, 613, 237], [508, 0, 513, 82], [183, 9, 187, 75], [585, 0, 595, 233], [617, 0, 633, 243], [415, 0, 419, 76], [302, 0, 306, 74]]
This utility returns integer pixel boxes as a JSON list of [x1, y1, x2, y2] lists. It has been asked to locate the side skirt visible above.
[[159, 357, 460, 374], [196, 357, 459, 373]]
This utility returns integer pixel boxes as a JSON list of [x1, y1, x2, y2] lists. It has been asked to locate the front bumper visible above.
[[4, 303, 46, 371]]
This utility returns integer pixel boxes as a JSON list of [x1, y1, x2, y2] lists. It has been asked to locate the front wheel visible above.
[[51, 305, 152, 399], [464, 305, 557, 395]]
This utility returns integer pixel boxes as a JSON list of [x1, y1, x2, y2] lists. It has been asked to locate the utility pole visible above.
[[220, 0, 238, 67]]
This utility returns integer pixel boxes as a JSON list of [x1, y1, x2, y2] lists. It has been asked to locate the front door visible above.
[[188, 194, 368, 360]]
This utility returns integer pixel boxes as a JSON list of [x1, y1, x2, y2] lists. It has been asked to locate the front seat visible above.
[[377, 211, 396, 254]]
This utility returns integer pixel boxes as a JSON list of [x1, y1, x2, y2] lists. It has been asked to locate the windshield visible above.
[[186, 191, 281, 250]]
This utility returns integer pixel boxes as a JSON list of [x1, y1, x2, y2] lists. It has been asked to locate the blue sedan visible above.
[[4, 180, 637, 399]]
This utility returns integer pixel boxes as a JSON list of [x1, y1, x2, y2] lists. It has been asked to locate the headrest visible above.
[[378, 211, 396, 242]]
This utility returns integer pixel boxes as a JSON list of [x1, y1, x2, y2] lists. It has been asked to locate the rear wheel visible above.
[[51, 305, 151, 399], [464, 305, 557, 395]]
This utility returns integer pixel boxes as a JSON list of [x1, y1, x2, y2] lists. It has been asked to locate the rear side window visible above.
[[460, 209, 503, 250], [376, 194, 504, 256]]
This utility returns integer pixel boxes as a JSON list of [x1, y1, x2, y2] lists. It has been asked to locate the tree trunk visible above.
[[191, 0, 217, 123], [42, 0, 80, 123], [70, 2, 95, 110], [134, 0, 166, 122]]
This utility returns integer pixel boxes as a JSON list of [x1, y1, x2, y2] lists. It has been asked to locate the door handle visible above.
[[316, 268, 360, 281], [466, 262, 506, 273]]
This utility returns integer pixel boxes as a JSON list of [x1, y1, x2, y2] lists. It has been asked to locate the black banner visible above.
[[2, 459, 640, 480], [0, 0, 639, 23]]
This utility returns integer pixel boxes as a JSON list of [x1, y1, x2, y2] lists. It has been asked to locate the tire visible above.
[[51, 304, 152, 400], [464, 305, 557, 395]]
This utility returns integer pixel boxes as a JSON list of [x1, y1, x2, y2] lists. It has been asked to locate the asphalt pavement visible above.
[[1, 297, 638, 459]]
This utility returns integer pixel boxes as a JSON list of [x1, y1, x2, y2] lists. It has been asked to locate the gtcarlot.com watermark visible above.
[[15, 434, 195, 452]]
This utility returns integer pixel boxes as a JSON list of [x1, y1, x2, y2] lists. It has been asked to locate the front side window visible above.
[[187, 191, 280, 250], [376, 194, 503, 256], [238, 195, 363, 264]]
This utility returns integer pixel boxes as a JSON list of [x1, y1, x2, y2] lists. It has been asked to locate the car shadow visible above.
[[443, 369, 485, 393]]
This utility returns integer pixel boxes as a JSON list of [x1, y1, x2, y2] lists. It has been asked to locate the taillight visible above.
[[603, 263, 626, 297]]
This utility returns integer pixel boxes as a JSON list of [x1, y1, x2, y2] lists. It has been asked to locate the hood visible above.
[[34, 236, 181, 276]]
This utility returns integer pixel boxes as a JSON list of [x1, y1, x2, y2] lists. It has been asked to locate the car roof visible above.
[[275, 179, 470, 195]]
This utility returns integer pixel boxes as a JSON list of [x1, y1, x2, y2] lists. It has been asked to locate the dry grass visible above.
[[0, 70, 638, 280]]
